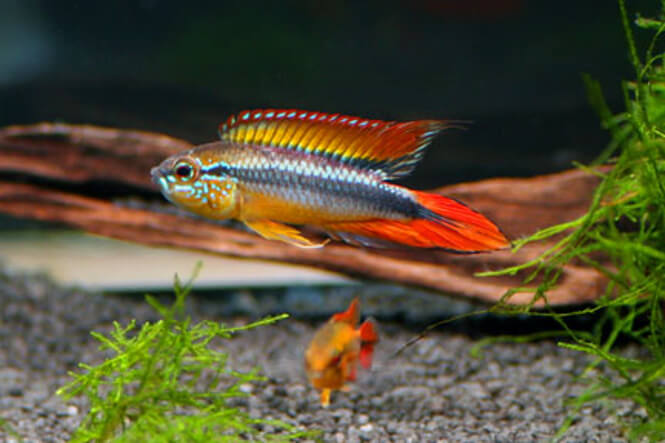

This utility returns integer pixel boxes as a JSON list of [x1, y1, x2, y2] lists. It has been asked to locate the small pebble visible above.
[[239, 383, 253, 394], [359, 423, 374, 434], [8, 387, 23, 397]]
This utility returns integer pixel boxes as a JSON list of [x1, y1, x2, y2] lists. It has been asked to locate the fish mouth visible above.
[[150, 166, 161, 185], [150, 165, 172, 194]]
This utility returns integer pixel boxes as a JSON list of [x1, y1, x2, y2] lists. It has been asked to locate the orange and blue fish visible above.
[[151, 109, 509, 251], [304, 297, 378, 407]]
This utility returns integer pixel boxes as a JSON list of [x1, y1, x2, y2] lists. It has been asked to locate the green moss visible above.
[[0, 417, 22, 442], [57, 265, 316, 442], [477, 1, 665, 440]]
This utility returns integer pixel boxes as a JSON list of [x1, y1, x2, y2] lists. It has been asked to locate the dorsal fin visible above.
[[331, 297, 360, 325], [218, 108, 458, 180]]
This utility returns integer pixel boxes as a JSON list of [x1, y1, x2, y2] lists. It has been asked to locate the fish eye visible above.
[[174, 160, 195, 180]]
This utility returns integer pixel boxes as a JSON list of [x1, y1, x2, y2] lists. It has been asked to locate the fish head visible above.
[[151, 144, 238, 219]]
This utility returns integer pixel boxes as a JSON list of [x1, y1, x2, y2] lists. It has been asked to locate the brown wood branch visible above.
[[0, 122, 603, 239], [0, 182, 604, 306], [0, 123, 609, 305], [0, 122, 190, 188]]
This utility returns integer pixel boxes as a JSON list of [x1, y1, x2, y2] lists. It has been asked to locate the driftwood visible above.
[[0, 123, 607, 305]]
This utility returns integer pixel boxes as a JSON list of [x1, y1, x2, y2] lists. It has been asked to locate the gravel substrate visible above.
[[0, 265, 644, 442]]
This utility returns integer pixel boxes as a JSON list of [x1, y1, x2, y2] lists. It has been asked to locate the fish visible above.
[[304, 297, 378, 407], [151, 108, 509, 251]]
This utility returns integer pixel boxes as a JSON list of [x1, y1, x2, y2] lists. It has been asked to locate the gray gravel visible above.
[[0, 265, 644, 442]]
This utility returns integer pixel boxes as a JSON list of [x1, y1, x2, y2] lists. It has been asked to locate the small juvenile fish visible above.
[[151, 109, 509, 251], [304, 298, 378, 407]]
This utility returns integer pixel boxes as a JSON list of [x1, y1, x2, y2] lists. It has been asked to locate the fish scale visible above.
[[226, 145, 416, 221]]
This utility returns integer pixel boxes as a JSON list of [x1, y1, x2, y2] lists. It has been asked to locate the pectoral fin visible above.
[[320, 388, 331, 407], [243, 219, 329, 248]]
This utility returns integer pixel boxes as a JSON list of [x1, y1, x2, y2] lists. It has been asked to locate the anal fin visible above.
[[243, 219, 329, 248], [327, 229, 403, 249]]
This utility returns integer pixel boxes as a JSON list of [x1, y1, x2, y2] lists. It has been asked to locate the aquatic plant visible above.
[[57, 267, 311, 442], [479, 0, 665, 439], [0, 417, 21, 442]]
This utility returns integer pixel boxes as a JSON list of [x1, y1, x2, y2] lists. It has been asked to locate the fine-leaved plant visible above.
[[58, 265, 315, 442], [477, 1, 665, 440]]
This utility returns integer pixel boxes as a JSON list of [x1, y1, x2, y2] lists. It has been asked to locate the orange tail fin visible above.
[[358, 320, 378, 369], [358, 319, 378, 342], [327, 191, 509, 252]]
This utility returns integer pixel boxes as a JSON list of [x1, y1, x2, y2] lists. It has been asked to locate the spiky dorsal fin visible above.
[[218, 108, 457, 180], [331, 297, 360, 325]]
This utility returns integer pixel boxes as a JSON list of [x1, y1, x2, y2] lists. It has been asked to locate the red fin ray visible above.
[[358, 320, 378, 369], [218, 108, 460, 179], [325, 190, 509, 252], [413, 191, 510, 250], [358, 320, 378, 342], [359, 343, 375, 369]]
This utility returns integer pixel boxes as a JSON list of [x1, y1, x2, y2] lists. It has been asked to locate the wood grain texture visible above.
[[0, 123, 607, 305]]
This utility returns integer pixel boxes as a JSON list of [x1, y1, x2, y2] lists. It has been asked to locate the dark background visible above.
[[0, 0, 656, 187]]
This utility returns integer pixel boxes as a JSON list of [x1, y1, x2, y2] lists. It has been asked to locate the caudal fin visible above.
[[410, 190, 510, 251], [358, 320, 378, 369], [358, 319, 378, 342], [327, 191, 509, 252]]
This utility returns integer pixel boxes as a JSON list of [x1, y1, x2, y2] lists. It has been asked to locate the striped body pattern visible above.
[[151, 109, 509, 251]]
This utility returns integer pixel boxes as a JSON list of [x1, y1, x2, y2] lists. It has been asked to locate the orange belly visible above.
[[238, 187, 374, 225]]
